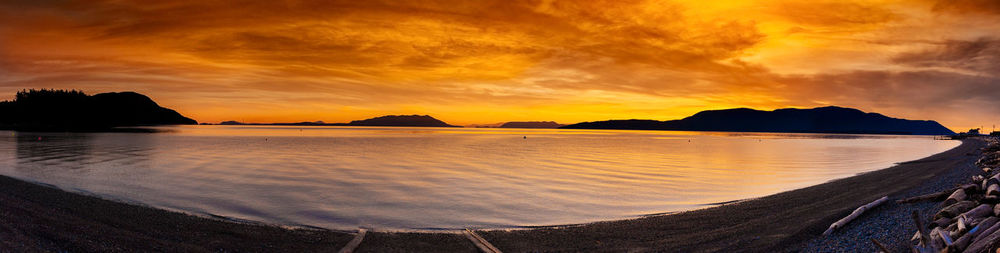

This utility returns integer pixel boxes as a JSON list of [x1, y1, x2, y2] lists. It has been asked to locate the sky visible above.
[[0, 0, 998, 130]]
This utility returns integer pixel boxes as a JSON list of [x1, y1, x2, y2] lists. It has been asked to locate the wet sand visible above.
[[0, 139, 981, 252]]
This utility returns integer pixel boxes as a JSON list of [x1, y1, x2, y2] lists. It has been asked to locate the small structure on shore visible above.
[[951, 129, 985, 140]]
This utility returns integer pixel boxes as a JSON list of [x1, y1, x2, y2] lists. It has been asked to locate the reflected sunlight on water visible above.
[[0, 126, 960, 230]]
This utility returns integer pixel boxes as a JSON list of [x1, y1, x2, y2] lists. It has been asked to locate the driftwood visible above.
[[962, 204, 995, 222], [899, 190, 953, 204], [966, 225, 1000, 253], [936, 201, 978, 220], [930, 227, 945, 249], [989, 174, 1000, 187], [988, 184, 1000, 196], [940, 230, 953, 246], [982, 195, 1000, 204], [946, 189, 968, 206], [931, 217, 952, 229], [337, 228, 368, 253], [957, 216, 968, 234], [976, 217, 998, 231], [972, 221, 1000, 247], [463, 229, 502, 253], [822, 196, 888, 236], [914, 211, 933, 248], [871, 238, 890, 253], [961, 183, 982, 194], [950, 223, 981, 252]]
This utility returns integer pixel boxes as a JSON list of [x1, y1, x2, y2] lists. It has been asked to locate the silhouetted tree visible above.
[[0, 89, 196, 131]]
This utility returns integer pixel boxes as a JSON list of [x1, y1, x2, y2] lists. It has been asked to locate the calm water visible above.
[[0, 126, 959, 230]]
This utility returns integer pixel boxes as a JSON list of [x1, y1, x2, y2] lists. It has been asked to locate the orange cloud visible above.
[[0, 0, 997, 130]]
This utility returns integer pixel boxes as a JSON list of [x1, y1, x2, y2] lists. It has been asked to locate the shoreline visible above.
[[0, 139, 983, 252]]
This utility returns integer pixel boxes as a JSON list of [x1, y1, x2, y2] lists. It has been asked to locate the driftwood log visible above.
[[946, 189, 969, 206], [988, 174, 1000, 187], [931, 217, 952, 229], [988, 184, 1000, 196], [966, 225, 1000, 253], [337, 228, 367, 253], [914, 211, 933, 248], [822, 196, 888, 236], [983, 196, 1000, 205], [871, 238, 890, 253], [972, 221, 1000, 247], [961, 183, 981, 193], [950, 223, 981, 252], [463, 229, 502, 253], [898, 191, 952, 204], [977, 217, 999, 231], [936, 201, 978, 220], [962, 204, 995, 222]]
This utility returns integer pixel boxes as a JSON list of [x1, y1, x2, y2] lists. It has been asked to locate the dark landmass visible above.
[[219, 120, 346, 126], [561, 106, 955, 135], [217, 115, 457, 128], [347, 115, 457, 127], [498, 121, 564, 128], [0, 89, 197, 131], [466, 123, 505, 128], [0, 139, 982, 252]]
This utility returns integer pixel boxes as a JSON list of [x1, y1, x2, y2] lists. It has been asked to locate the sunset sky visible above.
[[1, 0, 998, 130]]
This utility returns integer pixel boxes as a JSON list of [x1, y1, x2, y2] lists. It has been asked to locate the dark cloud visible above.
[[892, 38, 1000, 75], [773, 69, 1000, 127]]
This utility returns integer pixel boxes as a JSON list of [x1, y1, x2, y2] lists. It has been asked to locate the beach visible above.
[[0, 138, 984, 252]]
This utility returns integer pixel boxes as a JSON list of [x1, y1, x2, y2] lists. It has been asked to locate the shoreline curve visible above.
[[0, 139, 983, 252]]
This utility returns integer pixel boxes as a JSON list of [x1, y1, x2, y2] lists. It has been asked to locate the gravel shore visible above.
[[802, 139, 984, 252], [0, 139, 982, 252]]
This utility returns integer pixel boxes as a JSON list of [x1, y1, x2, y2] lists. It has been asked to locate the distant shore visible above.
[[0, 139, 983, 252]]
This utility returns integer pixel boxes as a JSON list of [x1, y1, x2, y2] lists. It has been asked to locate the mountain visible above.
[[217, 120, 347, 126], [466, 122, 505, 128], [561, 106, 954, 135], [347, 115, 457, 127], [0, 89, 197, 131], [215, 115, 455, 127], [499, 121, 564, 128]]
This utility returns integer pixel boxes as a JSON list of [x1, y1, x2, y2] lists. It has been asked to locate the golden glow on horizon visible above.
[[1, 0, 999, 129]]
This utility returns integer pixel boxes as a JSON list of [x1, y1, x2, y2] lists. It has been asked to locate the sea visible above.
[[0, 125, 960, 230]]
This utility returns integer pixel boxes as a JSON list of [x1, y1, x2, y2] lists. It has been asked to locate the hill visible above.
[[347, 115, 457, 127], [499, 121, 564, 128], [561, 106, 954, 135], [0, 89, 197, 131]]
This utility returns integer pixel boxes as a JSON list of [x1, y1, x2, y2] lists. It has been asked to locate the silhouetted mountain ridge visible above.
[[0, 89, 197, 131], [561, 106, 954, 135], [217, 115, 457, 127], [348, 115, 457, 127], [499, 121, 564, 128]]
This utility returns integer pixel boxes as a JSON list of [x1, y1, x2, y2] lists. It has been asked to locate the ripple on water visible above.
[[0, 127, 960, 230]]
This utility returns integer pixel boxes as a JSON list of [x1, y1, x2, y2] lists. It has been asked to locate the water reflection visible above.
[[11, 132, 154, 194], [0, 126, 962, 230], [16, 133, 94, 171]]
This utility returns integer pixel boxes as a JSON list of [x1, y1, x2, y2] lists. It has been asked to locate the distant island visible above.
[[0, 89, 197, 131], [561, 106, 955, 135], [219, 115, 458, 127], [347, 115, 457, 127], [499, 121, 564, 128]]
